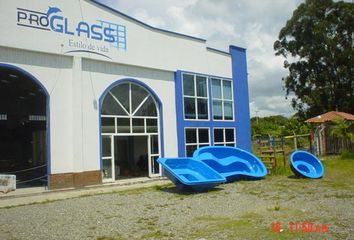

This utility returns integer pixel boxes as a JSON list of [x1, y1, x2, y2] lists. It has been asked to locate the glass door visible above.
[[102, 135, 115, 182], [148, 134, 161, 177], [101, 82, 162, 181]]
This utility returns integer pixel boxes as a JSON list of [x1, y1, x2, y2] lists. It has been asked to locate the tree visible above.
[[329, 118, 354, 150], [250, 115, 309, 137], [274, 0, 354, 119]]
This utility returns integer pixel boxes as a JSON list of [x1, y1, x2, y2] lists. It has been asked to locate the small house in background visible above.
[[306, 111, 354, 155]]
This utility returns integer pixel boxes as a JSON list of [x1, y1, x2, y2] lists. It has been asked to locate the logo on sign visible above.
[[16, 6, 127, 59]]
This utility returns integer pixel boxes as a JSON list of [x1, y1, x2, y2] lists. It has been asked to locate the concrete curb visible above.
[[0, 178, 169, 208]]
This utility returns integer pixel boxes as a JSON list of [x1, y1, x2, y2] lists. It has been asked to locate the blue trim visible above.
[[206, 47, 231, 56], [178, 70, 232, 81], [0, 63, 51, 177], [175, 70, 239, 157], [175, 71, 184, 156], [229, 46, 251, 152], [98, 78, 165, 171], [91, 0, 206, 43], [207, 75, 214, 145], [230, 45, 247, 51]]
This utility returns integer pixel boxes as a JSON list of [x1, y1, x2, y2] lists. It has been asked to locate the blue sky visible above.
[[96, 0, 305, 117]]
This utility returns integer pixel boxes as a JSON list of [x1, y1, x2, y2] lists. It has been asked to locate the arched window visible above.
[[101, 83, 158, 134]]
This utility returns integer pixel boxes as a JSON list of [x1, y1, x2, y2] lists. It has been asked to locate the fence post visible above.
[[309, 131, 314, 154], [293, 131, 298, 150]]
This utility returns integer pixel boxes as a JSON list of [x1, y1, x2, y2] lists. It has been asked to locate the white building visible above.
[[0, 0, 251, 189]]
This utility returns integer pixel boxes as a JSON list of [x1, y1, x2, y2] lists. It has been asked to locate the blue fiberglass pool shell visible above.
[[157, 158, 226, 192], [290, 150, 324, 179], [193, 146, 267, 182]]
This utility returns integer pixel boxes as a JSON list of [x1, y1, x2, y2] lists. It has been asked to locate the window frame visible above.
[[182, 73, 210, 121], [29, 115, 46, 121], [211, 78, 234, 121], [101, 82, 159, 136], [213, 127, 236, 147], [0, 114, 7, 121], [184, 127, 210, 157]]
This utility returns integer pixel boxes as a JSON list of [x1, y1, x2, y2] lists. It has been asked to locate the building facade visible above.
[[0, 0, 251, 189]]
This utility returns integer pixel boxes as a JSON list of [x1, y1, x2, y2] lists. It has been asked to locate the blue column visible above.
[[175, 70, 185, 157], [229, 45, 251, 152]]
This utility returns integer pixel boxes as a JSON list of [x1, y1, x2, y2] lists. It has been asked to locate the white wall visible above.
[[0, 0, 232, 77], [81, 58, 178, 172], [0, 47, 74, 174], [0, 48, 178, 174], [0, 0, 235, 176]]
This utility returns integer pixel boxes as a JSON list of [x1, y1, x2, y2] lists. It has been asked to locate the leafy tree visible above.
[[329, 118, 354, 150], [282, 116, 310, 136], [251, 115, 309, 138], [274, 0, 354, 119]]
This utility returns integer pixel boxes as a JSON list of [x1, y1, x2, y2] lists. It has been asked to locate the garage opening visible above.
[[0, 65, 48, 188]]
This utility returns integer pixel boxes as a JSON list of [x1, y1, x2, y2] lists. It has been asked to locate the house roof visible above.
[[305, 111, 354, 123]]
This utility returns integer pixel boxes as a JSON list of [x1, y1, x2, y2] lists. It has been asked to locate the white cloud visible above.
[[96, 0, 304, 117], [165, 6, 203, 36], [131, 8, 166, 28]]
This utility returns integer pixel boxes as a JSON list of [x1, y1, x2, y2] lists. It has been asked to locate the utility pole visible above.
[[255, 110, 259, 125]]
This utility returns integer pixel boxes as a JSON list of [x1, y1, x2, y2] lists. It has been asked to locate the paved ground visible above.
[[0, 174, 353, 240], [0, 177, 167, 208]]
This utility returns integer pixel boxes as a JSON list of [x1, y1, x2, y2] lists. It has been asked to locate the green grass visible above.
[[340, 150, 354, 159], [153, 183, 173, 191], [190, 213, 304, 239], [255, 152, 354, 180], [321, 155, 354, 189], [269, 154, 354, 190]]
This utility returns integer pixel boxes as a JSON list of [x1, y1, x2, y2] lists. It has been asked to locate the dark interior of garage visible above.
[[0, 66, 47, 187]]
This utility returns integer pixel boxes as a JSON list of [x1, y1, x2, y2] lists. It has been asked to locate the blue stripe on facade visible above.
[[175, 71, 185, 157], [175, 46, 251, 156], [229, 45, 251, 152]]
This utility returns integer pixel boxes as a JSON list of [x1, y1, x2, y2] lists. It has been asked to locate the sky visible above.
[[96, 0, 304, 118]]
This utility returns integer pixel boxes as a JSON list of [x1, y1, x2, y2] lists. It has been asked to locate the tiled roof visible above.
[[305, 111, 354, 123]]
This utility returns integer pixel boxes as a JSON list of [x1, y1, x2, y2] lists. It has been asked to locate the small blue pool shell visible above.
[[157, 157, 226, 191], [290, 150, 324, 179], [193, 146, 267, 182]]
